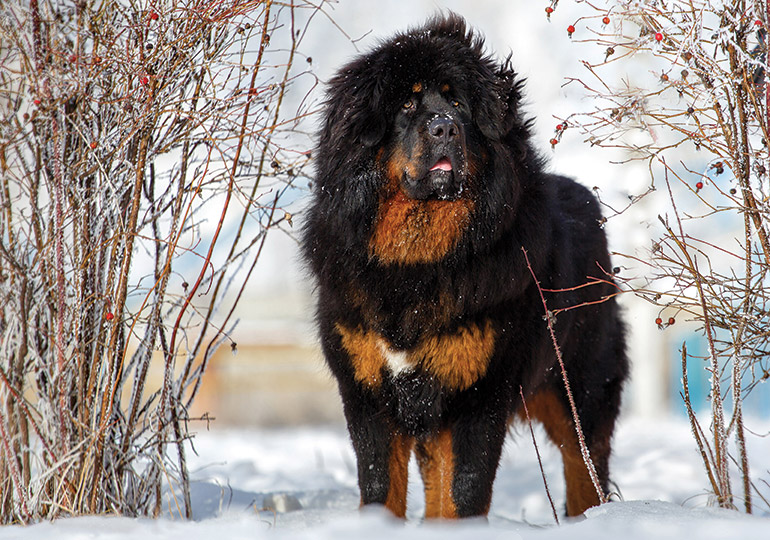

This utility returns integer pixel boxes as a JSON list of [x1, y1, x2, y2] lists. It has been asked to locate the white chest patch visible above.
[[377, 340, 413, 376]]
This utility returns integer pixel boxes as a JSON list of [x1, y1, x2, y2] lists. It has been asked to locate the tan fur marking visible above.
[[336, 320, 494, 391], [369, 191, 473, 265], [335, 324, 386, 388], [384, 145, 419, 182], [416, 430, 457, 519], [412, 81, 423, 93], [441, 83, 450, 93], [414, 321, 495, 391], [525, 389, 604, 516], [385, 433, 414, 518]]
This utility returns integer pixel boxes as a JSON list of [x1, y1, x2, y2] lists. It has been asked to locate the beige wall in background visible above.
[[189, 344, 344, 427]]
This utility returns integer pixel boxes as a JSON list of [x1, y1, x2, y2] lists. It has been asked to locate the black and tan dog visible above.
[[301, 14, 628, 519]]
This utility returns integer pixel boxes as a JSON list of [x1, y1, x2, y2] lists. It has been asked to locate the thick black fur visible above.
[[301, 14, 628, 518]]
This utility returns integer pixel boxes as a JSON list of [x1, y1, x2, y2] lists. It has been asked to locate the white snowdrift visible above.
[[0, 417, 768, 539]]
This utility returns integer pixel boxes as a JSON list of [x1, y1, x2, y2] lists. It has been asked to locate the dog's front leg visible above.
[[343, 392, 413, 518], [417, 415, 508, 519]]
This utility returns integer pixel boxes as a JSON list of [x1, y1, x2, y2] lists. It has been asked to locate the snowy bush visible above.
[[0, 0, 317, 522], [548, 0, 770, 512]]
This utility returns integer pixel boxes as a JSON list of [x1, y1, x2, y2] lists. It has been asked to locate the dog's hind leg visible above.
[[525, 384, 620, 517]]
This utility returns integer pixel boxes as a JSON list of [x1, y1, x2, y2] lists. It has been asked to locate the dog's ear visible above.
[[474, 57, 522, 141], [320, 67, 387, 150]]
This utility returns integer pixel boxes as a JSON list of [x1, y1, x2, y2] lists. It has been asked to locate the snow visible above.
[[2, 417, 768, 539], [3, 2, 767, 539]]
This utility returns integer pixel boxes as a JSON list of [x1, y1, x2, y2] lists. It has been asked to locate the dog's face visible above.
[[384, 82, 472, 201]]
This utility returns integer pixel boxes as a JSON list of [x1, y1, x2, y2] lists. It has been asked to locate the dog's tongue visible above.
[[430, 157, 452, 172]]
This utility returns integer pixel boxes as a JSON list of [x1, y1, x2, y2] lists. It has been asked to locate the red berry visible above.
[[556, 123, 565, 131], [545, 7, 554, 14], [90, 141, 98, 149], [105, 312, 115, 321], [33, 98, 41, 106], [655, 317, 663, 325], [602, 16, 610, 24], [567, 25, 576, 34], [668, 317, 676, 325], [69, 54, 77, 62], [695, 181, 704, 190], [150, 11, 159, 21], [755, 20, 763, 27], [140, 76, 149, 85], [655, 32, 663, 41], [550, 138, 559, 146]]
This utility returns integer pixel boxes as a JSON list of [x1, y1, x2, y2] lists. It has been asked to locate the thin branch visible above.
[[519, 386, 560, 526], [522, 247, 607, 505]]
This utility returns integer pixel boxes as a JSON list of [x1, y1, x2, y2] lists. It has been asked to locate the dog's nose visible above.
[[428, 116, 459, 142]]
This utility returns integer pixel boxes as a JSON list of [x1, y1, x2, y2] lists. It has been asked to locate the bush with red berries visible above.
[[0, 0, 319, 522], [549, 0, 770, 514]]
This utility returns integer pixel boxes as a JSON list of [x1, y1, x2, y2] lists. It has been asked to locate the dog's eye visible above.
[[402, 98, 415, 110], [451, 99, 461, 108]]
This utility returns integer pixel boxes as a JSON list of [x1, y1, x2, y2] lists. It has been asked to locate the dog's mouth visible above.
[[400, 154, 465, 201], [425, 154, 463, 200], [429, 157, 453, 172]]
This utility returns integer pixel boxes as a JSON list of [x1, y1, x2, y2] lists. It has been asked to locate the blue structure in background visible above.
[[669, 332, 770, 418]]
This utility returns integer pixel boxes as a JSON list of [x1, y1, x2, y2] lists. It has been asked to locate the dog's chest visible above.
[[335, 320, 495, 392], [378, 341, 412, 376]]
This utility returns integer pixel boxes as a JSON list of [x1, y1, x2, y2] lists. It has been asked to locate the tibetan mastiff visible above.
[[301, 14, 628, 519]]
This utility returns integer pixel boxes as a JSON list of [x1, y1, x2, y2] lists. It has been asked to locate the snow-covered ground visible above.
[[2, 416, 768, 539]]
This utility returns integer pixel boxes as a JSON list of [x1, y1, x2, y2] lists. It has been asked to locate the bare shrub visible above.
[[546, 0, 770, 512], [0, 0, 319, 522]]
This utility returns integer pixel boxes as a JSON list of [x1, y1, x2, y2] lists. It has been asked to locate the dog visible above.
[[301, 13, 628, 518]]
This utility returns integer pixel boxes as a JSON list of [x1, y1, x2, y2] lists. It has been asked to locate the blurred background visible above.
[[186, 0, 770, 427]]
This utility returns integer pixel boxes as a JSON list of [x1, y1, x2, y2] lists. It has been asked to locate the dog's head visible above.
[[318, 13, 525, 194]]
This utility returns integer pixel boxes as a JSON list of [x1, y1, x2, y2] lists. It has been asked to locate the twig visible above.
[[661, 168, 734, 509], [519, 386, 560, 526], [521, 247, 607, 505], [681, 342, 721, 498], [0, 410, 30, 523]]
